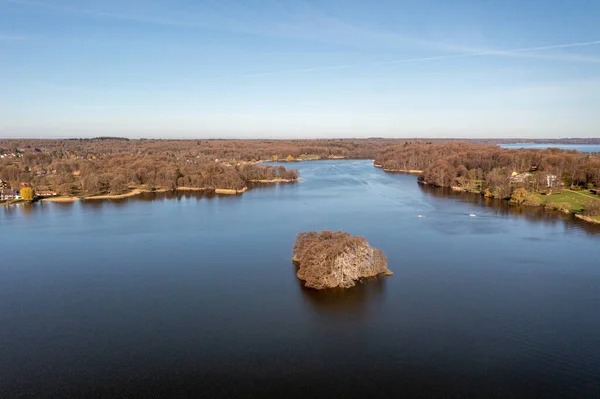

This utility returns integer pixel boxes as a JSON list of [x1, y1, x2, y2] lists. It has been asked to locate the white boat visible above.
[[469, 213, 476, 217], [417, 214, 423, 218]]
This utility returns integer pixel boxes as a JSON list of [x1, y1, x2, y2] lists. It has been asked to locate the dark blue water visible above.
[[1, 160, 599, 398], [500, 143, 600, 153]]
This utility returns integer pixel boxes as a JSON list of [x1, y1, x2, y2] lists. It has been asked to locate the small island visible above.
[[292, 231, 392, 290]]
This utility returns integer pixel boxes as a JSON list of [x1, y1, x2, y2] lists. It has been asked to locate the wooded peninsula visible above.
[[1, 138, 599, 222], [374, 142, 600, 222]]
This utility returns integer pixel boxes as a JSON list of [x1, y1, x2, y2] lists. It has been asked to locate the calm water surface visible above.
[[500, 143, 600, 152], [1, 160, 599, 398]]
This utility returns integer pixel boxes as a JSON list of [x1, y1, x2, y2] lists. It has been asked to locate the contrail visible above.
[[320, 40, 600, 68], [381, 39, 600, 64], [207, 39, 600, 81], [6, 0, 600, 76], [376, 40, 600, 65]]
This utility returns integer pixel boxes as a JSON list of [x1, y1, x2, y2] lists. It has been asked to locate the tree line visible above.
[[2, 139, 599, 210], [0, 138, 403, 197], [375, 142, 600, 215], [375, 142, 600, 190], [0, 138, 402, 162], [0, 140, 307, 197]]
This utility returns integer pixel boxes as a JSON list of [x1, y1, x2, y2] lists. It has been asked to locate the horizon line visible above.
[[0, 136, 598, 141]]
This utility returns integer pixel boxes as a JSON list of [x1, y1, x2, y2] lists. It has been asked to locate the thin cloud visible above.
[[205, 40, 600, 81], [7, 0, 600, 66], [381, 40, 600, 65], [5, 0, 193, 27], [0, 34, 26, 40]]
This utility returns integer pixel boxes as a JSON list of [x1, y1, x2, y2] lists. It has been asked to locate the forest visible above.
[[0, 139, 314, 197], [0, 138, 425, 197], [1, 139, 599, 218], [0, 138, 399, 162], [375, 142, 600, 216]]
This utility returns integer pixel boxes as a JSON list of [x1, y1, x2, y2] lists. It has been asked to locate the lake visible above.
[[1, 160, 599, 398], [500, 143, 600, 153]]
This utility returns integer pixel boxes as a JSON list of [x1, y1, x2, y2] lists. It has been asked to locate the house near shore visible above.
[[35, 186, 58, 197], [1, 189, 21, 201], [546, 174, 559, 188], [510, 172, 532, 184], [510, 172, 559, 188]]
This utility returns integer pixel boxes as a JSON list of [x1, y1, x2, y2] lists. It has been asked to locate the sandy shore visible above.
[[84, 189, 144, 200], [382, 168, 423, 174], [177, 186, 247, 194], [374, 162, 422, 173], [247, 178, 297, 183], [84, 188, 170, 200], [41, 196, 79, 202], [82, 186, 249, 199], [215, 187, 248, 195], [176, 187, 211, 191], [575, 214, 600, 224]]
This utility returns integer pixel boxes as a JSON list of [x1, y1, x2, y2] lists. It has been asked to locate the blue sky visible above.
[[1, 0, 599, 138]]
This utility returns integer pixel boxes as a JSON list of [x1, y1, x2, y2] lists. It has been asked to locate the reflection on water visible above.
[[44, 200, 75, 209], [295, 263, 387, 322], [418, 184, 600, 235], [72, 189, 221, 209], [19, 202, 35, 217], [1, 160, 599, 398]]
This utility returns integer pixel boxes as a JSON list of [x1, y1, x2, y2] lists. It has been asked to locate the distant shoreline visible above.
[[80, 179, 299, 199], [84, 186, 250, 199], [6, 181, 299, 205], [257, 155, 347, 164], [374, 163, 423, 174], [47, 185, 257, 201]]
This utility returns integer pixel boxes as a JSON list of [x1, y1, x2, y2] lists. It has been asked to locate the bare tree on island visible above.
[[292, 231, 392, 290]]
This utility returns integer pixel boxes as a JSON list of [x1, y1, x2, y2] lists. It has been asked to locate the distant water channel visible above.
[[1, 160, 599, 398], [500, 143, 600, 152]]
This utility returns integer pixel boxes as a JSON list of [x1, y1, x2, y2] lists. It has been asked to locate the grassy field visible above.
[[571, 190, 600, 200], [534, 190, 600, 213]]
